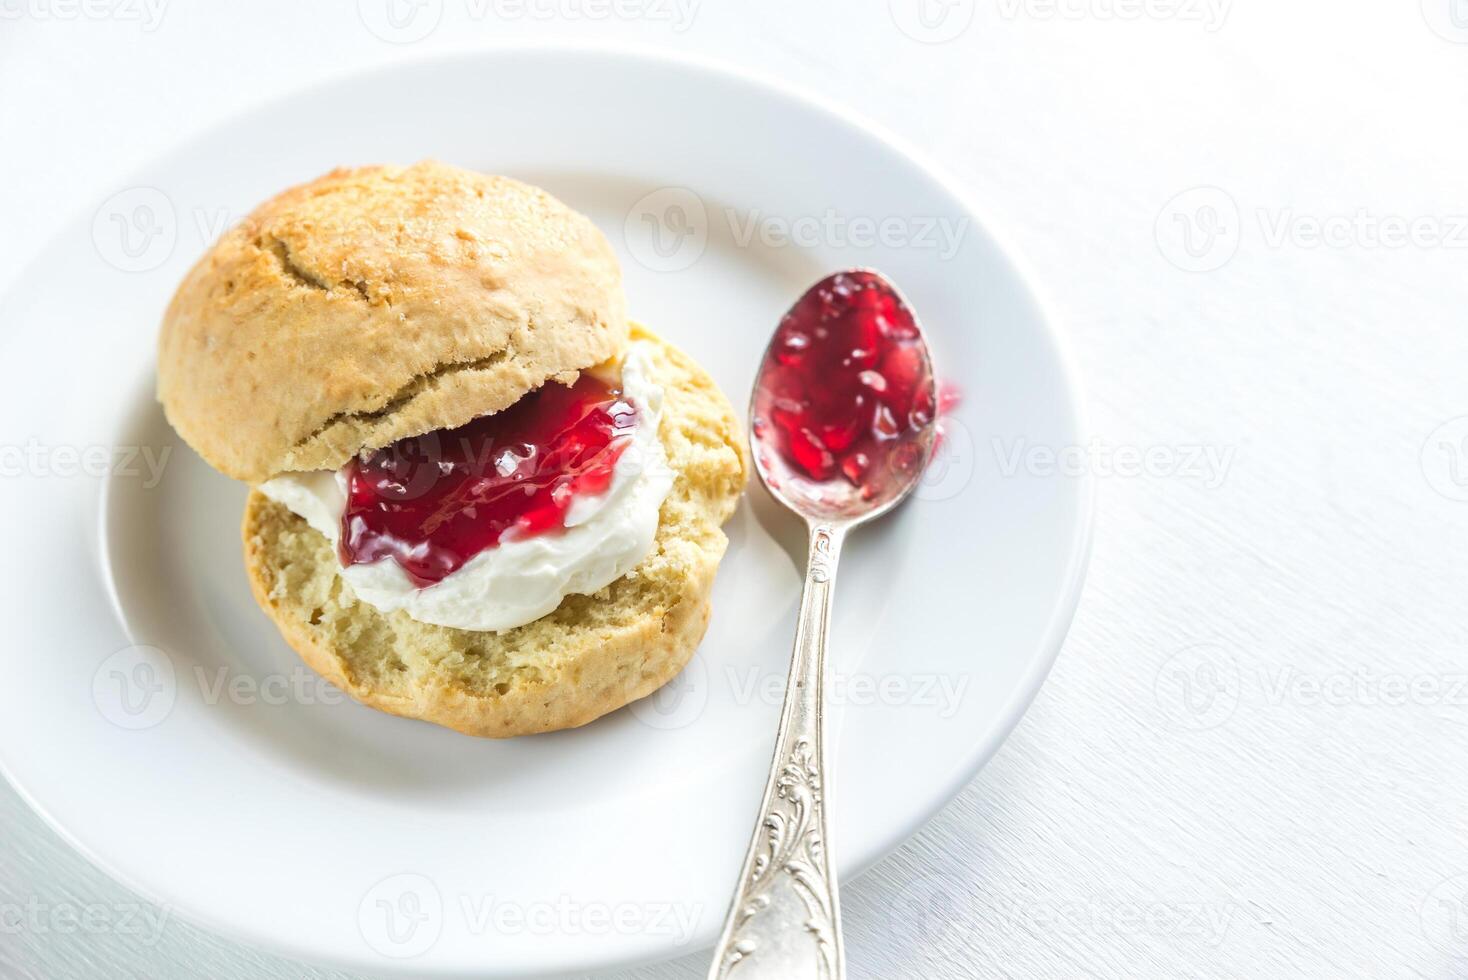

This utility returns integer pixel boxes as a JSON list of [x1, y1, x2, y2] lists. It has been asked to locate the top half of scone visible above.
[[158, 160, 631, 485]]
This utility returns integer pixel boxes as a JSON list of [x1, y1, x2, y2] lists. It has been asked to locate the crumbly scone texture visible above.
[[159, 160, 628, 484], [242, 327, 747, 738]]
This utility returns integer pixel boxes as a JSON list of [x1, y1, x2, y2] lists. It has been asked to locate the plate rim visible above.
[[0, 40, 1095, 978]]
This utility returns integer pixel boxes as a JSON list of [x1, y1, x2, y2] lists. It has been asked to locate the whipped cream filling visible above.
[[259, 343, 675, 632]]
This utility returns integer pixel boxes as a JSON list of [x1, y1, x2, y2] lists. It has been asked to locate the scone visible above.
[[157, 161, 747, 737]]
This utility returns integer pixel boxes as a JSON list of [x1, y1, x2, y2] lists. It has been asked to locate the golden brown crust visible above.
[[158, 161, 627, 483], [241, 328, 747, 737]]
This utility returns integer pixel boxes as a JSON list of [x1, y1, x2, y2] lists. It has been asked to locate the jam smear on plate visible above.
[[340, 373, 637, 588], [753, 270, 935, 499]]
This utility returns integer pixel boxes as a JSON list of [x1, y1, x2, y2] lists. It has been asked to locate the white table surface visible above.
[[4, 3, 1468, 978]]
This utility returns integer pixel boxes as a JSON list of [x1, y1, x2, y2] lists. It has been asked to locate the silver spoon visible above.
[[708, 270, 939, 980]]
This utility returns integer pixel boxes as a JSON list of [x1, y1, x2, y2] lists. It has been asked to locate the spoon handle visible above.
[[708, 521, 846, 980]]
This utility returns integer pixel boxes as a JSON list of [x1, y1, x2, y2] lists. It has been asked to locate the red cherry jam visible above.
[[753, 270, 935, 497], [339, 373, 636, 588]]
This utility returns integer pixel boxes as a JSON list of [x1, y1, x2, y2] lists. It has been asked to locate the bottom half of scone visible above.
[[241, 329, 747, 737]]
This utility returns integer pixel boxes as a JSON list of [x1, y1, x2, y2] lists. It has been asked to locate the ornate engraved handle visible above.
[[708, 522, 846, 980]]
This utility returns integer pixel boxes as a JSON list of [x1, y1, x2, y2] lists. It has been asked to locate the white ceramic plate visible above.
[[0, 46, 1091, 978]]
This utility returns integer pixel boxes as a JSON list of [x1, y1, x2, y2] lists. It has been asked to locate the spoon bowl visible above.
[[747, 269, 940, 525]]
